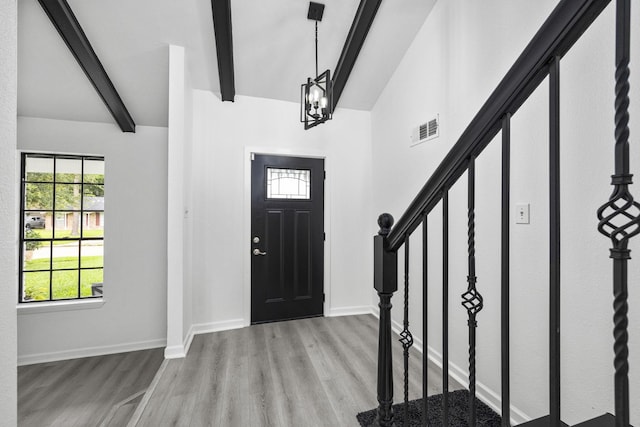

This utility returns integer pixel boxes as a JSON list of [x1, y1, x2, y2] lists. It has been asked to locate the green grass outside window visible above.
[[23, 256, 103, 301]]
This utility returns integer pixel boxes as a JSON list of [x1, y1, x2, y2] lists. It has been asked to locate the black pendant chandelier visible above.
[[300, 2, 333, 130]]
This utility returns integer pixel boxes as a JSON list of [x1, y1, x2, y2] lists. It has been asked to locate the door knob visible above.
[[253, 249, 267, 256]]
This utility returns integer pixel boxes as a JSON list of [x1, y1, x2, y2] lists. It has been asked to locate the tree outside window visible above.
[[20, 154, 105, 302]]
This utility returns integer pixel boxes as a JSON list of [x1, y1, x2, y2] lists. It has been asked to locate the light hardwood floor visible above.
[[18, 315, 461, 427], [18, 348, 164, 427], [135, 314, 461, 427]]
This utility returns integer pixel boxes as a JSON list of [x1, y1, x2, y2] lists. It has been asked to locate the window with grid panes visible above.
[[20, 153, 104, 302]]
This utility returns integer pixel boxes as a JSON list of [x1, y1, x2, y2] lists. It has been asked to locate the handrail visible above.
[[375, 1, 635, 425], [386, 0, 611, 251]]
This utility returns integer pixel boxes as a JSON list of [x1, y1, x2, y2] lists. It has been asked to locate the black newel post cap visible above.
[[374, 213, 397, 294], [378, 213, 394, 236]]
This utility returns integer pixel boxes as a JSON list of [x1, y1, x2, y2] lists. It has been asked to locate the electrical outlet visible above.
[[516, 203, 530, 224]]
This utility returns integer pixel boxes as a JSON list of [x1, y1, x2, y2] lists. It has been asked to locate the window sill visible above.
[[17, 298, 105, 315]]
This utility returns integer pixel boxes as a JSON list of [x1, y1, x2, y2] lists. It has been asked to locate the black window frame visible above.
[[19, 153, 105, 303]]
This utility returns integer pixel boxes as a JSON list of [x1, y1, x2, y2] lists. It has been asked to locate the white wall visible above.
[[17, 117, 169, 363], [166, 44, 195, 358], [372, 0, 639, 424], [183, 54, 194, 349], [189, 92, 373, 329], [166, 45, 187, 358], [0, 0, 18, 423]]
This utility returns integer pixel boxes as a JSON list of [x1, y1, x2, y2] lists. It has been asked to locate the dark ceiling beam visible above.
[[211, 0, 235, 102], [37, 0, 136, 133], [331, 0, 382, 110]]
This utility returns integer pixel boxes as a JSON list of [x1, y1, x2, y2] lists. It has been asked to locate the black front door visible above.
[[251, 154, 324, 324]]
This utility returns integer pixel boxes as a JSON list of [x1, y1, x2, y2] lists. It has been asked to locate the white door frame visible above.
[[243, 146, 331, 327]]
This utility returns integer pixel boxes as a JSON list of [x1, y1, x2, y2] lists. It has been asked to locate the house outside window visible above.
[[20, 153, 104, 303]]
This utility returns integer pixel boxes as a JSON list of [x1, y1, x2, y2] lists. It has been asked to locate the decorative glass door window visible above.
[[266, 168, 311, 199]]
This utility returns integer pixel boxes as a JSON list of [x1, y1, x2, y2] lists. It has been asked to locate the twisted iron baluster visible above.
[[596, 1, 636, 425], [399, 236, 414, 426], [461, 157, 483, 427]]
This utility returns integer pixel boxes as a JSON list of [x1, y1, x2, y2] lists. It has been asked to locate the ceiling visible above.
[[18, 0, 437, 128]]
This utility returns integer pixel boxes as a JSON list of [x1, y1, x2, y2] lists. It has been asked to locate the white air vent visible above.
[[410, 114, 439, 146]]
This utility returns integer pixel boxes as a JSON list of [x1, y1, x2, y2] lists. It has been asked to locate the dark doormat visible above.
[[356, 390, 502, 426]]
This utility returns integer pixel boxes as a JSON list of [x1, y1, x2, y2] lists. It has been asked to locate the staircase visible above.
[[372, 0, 636, 426]]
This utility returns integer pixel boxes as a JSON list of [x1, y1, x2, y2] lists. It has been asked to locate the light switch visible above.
[[516, 203, 530, 224]]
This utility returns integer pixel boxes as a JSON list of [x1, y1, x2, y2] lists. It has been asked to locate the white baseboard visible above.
[[165, 319, 245, 359], [191, 318, 245, 335], [18, 338, 167, 366], [165, 324, 197, 359], [183, 324, 195, 355], [371, 304, 380, 317], [18, 319, 246, 364], [164, 344, 186, 359], [372, 305, 530, 425], [326, 305, 374, 317]]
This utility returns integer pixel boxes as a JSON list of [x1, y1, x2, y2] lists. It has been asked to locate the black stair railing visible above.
[[461, 155, 483, 427], [372, 0, 634, 426], [596, 1, 638, 426]]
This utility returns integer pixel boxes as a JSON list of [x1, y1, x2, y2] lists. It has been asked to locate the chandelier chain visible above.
[[315, 21, 319, 78]]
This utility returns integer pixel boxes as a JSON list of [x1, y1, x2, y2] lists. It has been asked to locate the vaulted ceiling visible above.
[[18, 0, 437, 128]]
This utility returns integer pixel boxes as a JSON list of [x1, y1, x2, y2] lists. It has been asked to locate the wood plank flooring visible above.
[[18, 348, 164, 427], [136, 314, 461, 427], [17, 315, 461, 426]]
